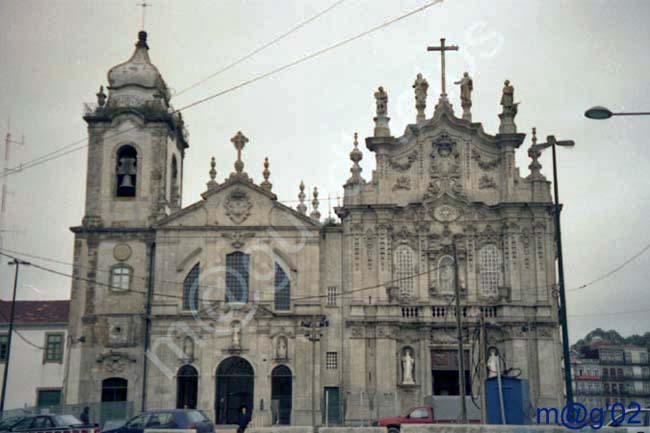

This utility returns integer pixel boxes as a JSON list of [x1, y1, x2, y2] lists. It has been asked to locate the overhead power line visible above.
[[0, 0, 444, 179], [567, 239, 650, 292], [174, 0, 346, 98]]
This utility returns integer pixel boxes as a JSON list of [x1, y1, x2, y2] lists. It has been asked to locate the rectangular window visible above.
[[326, 287, 337, 307], [326, 352, 338, 369], [0, 334, 7, 361], [110, 265, 131, 291], [226, 252, 250, 303], [37, 389, 61, 408], [44, 333, 64, 362]]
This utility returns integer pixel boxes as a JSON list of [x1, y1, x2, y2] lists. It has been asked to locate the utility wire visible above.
[[0, 0, 444, 179], [174, 0, 346, 98], [175, 0, 444, 113], [3, 248, 646, 319], [567, 239, 650, 292], [0, 307, 46, 350]]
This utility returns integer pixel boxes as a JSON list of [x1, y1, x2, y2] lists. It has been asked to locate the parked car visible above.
[[4, 414, 97, 433], [0, 416, 27, 433], [102, 410, 214, 433], [607, 408, 650, 433], [376, 407, 435, 433]]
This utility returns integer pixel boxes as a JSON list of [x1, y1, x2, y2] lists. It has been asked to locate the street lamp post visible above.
[[0, 258, 30, 412], [530, 135, 575, 408], [302, 316, 329, 431], [585, 106, 650, 120]]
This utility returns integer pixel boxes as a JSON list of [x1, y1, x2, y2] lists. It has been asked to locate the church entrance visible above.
[[271, 365, 292, 425], [177, 365, 198, 409], [215, 357, 254, 424]]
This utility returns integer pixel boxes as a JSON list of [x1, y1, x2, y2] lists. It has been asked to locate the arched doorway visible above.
[[215, 357, 254, 424], [101, 378, 128, 424], [177, 365, 198, 409], [271, 365, 292, 425]]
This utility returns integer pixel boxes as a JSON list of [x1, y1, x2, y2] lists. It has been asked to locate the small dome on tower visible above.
[[107, 31, 169, 96]]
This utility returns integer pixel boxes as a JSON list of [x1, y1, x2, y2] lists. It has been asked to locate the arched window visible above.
[[116, 145, 137, 197], [394, 245, 415, 299], [110, 265, 131, 291], [274, 263, 290, 311], [176, 365, 198, 409], [479, 245, 499, 297], [183, 264, 200, 311], [226, 252, 250, 303], [438, 255, 455, 294]]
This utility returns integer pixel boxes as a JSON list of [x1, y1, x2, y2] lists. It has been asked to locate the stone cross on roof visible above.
[[427, 37, 459, 99], [231, 131, 248, 175]]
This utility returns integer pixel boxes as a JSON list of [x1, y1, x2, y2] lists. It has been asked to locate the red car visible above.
[[376, 407, 434, 433]]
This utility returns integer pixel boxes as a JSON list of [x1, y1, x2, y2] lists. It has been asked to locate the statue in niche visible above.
[[183, 336, 194, 359], [401, 349, 415, 385], [438, 256, 455, 293], [231, 322, 241, 349], [276, 336, 288, 360]]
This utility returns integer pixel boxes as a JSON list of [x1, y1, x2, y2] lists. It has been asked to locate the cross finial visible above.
[[137, 1, 151, 30], [231, 131, 248, 175], [427, 37, 459, 99]]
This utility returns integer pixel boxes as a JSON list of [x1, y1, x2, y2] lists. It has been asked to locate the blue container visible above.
[[486, 377, 531, 424]]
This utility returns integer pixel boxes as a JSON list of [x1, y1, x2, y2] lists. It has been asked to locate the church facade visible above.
[[62, 32, 564, 425]]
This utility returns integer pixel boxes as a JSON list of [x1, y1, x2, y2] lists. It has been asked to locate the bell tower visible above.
[[82, 31, 188, 228]]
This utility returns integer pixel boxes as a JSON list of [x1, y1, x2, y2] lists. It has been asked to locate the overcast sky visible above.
[[1, 0, 649, 342]]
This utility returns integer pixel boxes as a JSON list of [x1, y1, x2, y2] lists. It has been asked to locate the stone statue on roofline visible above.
[[375, 86, 388, 116], [454, 72, 473, 121], [498, 79, 519, 133], [413, 73, 429, 122]]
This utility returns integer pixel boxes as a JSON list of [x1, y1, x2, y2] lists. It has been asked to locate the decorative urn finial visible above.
[[310, 187, 321, 221], [297, 181, 307, 215], [207, 156, 218, 189], [261, 157, 272, 191], [346, 132, 364, 187]]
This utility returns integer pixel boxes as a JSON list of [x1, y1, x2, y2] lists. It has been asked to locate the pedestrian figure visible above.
[[79, 407, 90, 425], [237, 406, 250, 433]]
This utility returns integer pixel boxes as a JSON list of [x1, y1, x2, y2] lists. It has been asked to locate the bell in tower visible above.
[[116, 146, 138, 197]]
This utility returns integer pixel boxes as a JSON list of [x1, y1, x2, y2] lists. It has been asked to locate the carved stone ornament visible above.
[[388, 151, 418, 171], [222, 231, 255, 248], [350, 327, 364, 338], [472, 149, 501, 170], [113, 243, 132, 261], [224, 189, 253, 224], [430, 327, 456, 344], [479, 175, 497, 189], [427, 133, 465, 200], [106, 316, 132, 347], [433, 205, 459, 223], [392, 176, 411, 191], [97, 351, 136, 375]]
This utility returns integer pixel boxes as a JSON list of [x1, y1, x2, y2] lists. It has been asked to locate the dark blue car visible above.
[[103, 410, 214, 433]]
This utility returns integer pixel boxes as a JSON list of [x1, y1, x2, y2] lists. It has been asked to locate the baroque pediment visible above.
[[155, 176, 319, 229]]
